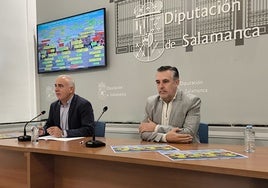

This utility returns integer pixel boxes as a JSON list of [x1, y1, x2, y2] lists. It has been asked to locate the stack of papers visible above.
[[111, 144, 247, 161], [39, 135, 83, 141]]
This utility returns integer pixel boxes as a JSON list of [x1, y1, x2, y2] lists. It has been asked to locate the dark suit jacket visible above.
[[44, 94, 94, 137]]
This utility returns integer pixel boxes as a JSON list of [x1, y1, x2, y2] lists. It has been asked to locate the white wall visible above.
[[36, 0, 268, 126], [0, 0, 38, 123]]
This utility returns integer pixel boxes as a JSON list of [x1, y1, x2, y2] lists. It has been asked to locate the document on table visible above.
[[39, 135, 84, 141], [111, 144, 178, 153], [159, 149, 248, 161]]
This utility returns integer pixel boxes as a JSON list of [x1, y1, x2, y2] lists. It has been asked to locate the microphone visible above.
[[86, 106, 108, 148], [18, 111, 46, 142]]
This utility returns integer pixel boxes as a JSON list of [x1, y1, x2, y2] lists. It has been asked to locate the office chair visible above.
[[198, 123, 209, 143], [94, 121, 106, 137]]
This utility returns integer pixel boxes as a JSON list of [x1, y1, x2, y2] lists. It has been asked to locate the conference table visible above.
[[0, 137, 267, 188]]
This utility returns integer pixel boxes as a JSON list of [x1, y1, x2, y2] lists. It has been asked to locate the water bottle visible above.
[[31, 126, 39, 144], [244, 125, 255, 152]]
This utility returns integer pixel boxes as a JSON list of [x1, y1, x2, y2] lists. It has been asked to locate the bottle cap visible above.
[[246, 125, 253, 128]]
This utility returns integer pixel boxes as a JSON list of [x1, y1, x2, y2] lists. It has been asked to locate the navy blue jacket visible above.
[[44, 94, 94, 137]]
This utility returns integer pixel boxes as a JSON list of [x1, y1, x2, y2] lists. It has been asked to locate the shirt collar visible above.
[[58, 95, 74, 106]]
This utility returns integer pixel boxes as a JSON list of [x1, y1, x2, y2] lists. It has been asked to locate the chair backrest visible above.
[[198, 123, 209, 143], [94, 121, 106, 137]]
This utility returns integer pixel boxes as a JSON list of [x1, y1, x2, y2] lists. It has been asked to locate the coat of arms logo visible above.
[[133, 0, 164, 62]]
